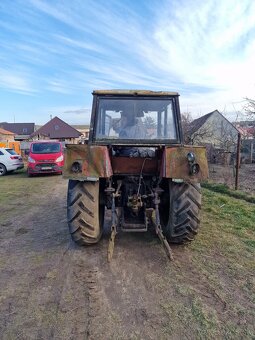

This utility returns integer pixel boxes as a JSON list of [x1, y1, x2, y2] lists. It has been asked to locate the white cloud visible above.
[[0, 68, 36, 94], [1, 0, 255, 123], [40, 106, 92, 125]]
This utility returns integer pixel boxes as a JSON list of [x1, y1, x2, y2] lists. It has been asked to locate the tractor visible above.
[[63, 90, 208, 260]]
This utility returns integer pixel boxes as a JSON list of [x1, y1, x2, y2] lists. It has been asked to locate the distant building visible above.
[[0, 122, 35, 141], [186, 110, 240, 164], [233, 121, 255, 163], [234, 120, 255, 139], [30, 116, 82, 143], [187, 110, 239, 150], [0, 127, 15, 142], [71, 125, 90, 141]]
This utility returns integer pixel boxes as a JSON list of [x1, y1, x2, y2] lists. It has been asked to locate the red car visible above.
[[27, 141, 64, 176]]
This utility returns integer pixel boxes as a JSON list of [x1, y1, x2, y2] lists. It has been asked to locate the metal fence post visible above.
[[250, 140, 254, 164], [235, 132, 241, 190]]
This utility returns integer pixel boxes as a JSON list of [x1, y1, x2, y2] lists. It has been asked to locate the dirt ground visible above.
[[0, 173, 254, 339]]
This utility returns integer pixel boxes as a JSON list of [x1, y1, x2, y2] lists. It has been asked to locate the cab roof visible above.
[[92, 89, 179, 96]]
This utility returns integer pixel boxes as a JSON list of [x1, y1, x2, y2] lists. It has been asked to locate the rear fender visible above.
[[63, 144, 113, 180], [161, 146, 209, 182]]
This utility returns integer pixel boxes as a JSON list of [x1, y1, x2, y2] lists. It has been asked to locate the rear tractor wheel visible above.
[[160, 180, 201, 244], [67, 180, 105, 245]]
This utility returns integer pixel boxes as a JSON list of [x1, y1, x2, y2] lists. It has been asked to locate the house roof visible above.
[[189, 110, 239, 135], [0, 122, 35, 135], [71, 125, 90, 130], [236, 125, 255, 138], [188, 111, 215, 135], [30, 116, 82, 139], [0, 127, 15, 135]]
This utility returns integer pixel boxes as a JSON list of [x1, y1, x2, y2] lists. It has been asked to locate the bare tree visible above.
[[215, 122, 237, 152], [181, 112, 197, 144], [181, 112, 214, 145], [181, 112, 192, 133], [182, 111, 239, 155], [188, 124, 214, 145], [242, 98, 255, 163], [244, 97, 255, 119]]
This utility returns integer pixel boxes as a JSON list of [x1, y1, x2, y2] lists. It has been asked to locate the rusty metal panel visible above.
[[111, 157, 159, 175], [63, 144, 113, 180], [161, 146, 209, 182]]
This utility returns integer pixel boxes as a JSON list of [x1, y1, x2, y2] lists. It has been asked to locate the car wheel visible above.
[[0, 163, 7, 176]]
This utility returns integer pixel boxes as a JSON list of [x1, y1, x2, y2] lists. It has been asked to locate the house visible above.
[[187, 110, 239, 148], [234, 120, 255, 139], [0, 122, 35, 141], [240, 139, 255, 163], [30, 116, 81, 143], [71, 125, 90, 142], [0, 127, 15, 143], [0, 128, 22, 154], [186, 110, 239, 164], [233, 121, 255, 163]]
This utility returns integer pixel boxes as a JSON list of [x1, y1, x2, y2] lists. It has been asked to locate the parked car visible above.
[[27, 141, 64, 176], [0, 148, 24, 176]]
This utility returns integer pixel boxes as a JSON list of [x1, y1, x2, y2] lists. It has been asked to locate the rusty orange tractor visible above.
[[63, 90, 208, 260]]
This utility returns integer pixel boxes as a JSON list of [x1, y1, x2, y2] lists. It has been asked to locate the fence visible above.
[[208, 162, 255, 194], [206, 134, 255, 194]]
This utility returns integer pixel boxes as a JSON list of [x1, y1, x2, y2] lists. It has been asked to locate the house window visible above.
[[23, 128, 27, 133], [55, 125, 59, 130]]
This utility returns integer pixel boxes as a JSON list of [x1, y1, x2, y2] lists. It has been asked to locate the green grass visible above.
[[159, 184, 255, 338], [195, 187, 255, 266], [200, 182, 255, 257], [202, 181, 255, 203]]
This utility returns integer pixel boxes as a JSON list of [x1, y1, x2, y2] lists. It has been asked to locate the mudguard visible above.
[[161, 146, 209, 182], [63, 144, 113, 180]]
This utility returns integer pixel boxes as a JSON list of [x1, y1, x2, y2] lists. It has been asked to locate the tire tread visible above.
[[162, 181, 201, 244], [67, 180, 104, 245]]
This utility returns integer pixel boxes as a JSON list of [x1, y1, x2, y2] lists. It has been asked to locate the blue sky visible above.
[[0, 0, 255, 125]]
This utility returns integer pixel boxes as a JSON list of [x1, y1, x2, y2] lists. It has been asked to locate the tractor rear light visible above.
[[71, 161, 82, 173], [191, 163, 200, 175], [187, 152, 200, 175], [187, 152, 195, 162]]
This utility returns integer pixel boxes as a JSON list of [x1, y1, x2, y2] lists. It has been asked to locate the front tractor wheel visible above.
[[67, 180, 105, 245], [160, 180, 202, 244]]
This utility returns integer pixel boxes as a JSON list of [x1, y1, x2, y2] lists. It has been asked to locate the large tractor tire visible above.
[[160, 180, 201, 244], [67, 180, 105, 245]]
